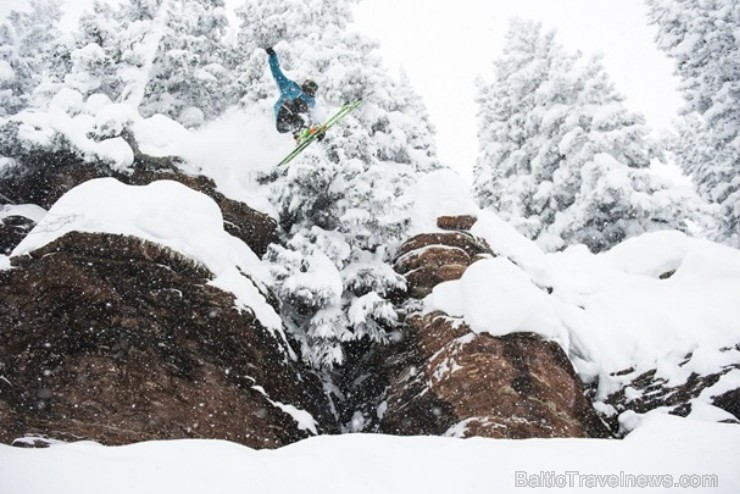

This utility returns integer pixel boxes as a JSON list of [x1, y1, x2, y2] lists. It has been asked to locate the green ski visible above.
[[276, 100, 362, 167]]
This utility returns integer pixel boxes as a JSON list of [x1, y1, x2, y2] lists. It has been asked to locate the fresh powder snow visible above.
[[0, 414, 737, 493]]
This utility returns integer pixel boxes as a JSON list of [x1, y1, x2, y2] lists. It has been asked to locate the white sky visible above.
[[2, 0, 683, 180]]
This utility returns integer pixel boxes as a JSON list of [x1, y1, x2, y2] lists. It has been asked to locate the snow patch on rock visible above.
[[0, 204, 47, 223], [13, 106, 134, 171], [426, 210, 740, 404], [252, 385, 318, 435], [11, 178, 284, 337]]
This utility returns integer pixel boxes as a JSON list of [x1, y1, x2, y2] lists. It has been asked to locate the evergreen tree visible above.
[[474, 20, 578, 240], [235, 0, 438, 368], [45, 0, 166, 108], [61, 0, 235, 125], [475, 19, 698, 252], [62, 0, 123, 100], [139, 0, 233, 125], [646, 0, 740, 246], [0, 0, 64, 116]]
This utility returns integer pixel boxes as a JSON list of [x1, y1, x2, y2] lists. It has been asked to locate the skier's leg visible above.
[[291, 113, 312, 141], [276, 107, 293, 133]]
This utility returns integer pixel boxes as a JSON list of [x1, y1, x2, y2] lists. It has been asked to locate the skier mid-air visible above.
[[265, 47, 325, 142], [264, 47, 362, 167]]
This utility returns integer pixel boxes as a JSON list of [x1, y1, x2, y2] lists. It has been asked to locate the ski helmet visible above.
[[302, 80, 318, 97]]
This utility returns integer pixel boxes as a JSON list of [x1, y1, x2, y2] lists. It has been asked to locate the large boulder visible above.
[[376, 311, 610, 438], [393, 232, 493, 299], [0, 149, 278, 257], [0, 232, 336, 447], [341, 226, 610, 439]]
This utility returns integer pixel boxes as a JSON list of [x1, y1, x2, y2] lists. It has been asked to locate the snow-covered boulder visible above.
[[0, 179, 335, 446], [341, 224, 609, 439], [356, 212, 740, 439], [416, 211, 740, 434], [393, 231, 493, 299], [0, 144, 277, 257]]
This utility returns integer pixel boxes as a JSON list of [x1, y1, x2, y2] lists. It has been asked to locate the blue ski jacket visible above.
[[269, 52, 315, 118]]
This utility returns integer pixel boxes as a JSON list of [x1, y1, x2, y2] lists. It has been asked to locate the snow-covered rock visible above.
[[13, 178, 279, 331], [0, 203, 46, 256], [0, 179, 335, 447], [416, 211, 740, 430]]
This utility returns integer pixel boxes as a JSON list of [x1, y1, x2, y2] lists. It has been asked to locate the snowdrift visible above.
[[0, 414, 737, 493]]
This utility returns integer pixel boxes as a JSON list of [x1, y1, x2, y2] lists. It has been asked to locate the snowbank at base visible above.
[[0, 414, 737, 494], [10, 178, 284, 336], [425, 210, 740, 406]]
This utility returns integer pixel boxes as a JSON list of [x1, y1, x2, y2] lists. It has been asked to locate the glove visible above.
[[265, 47, 275, 56], [316, 131, 326, 142]]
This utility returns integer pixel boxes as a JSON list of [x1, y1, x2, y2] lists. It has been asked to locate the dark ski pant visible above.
[[276, 102, 309, 134]]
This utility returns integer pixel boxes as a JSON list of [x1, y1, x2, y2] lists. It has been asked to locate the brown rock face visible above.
[[395, 232, 493, 260], [376, 312, 610, 439], [0, 232, 336, 447], [602, 352, 740, 434], [0, 215, 35, 255], [341, 227, 610, 439], [393, 232, 493, 298], [0, 149, 278, 257], [437, 215, 477, 231]]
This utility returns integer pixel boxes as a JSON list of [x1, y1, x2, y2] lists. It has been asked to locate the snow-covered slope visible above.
[[0, 414, 737, 493]]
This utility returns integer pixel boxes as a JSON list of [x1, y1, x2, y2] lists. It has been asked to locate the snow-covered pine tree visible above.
[[139, 0, 233, 126], [235, 0, 438, 369], [646, 0, 740, 246], [475, 19, 697, 252], [111, 0, 172, 111], [473, 19, 578, 240], [61, 0, 124, 100], [42, 0, 166, 109], [0, 24, 20, 116], [0, 0, 64, 116]]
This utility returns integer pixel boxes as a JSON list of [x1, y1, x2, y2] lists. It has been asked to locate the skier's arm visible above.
[[268, 51, 291, 93]]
